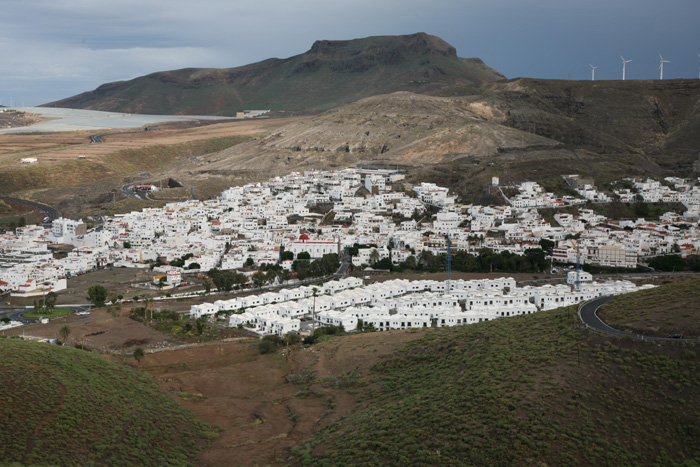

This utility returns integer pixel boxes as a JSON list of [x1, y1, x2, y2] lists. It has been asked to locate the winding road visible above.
[[0, 195, 59, 223], [578, 296, 699, 342]]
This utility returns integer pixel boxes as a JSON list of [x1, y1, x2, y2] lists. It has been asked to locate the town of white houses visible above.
[[5, 169, 700, 335]]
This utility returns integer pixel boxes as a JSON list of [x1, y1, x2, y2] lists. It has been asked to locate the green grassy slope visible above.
[[0, 339, 212, 466], [44, 33, 505, 115], [599, 276, 700, 338], [291, 306, 700, 466]]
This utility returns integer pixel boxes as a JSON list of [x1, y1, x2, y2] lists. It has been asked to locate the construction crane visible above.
[[569, 239, 581, 290], [445, 234, 452, 295]]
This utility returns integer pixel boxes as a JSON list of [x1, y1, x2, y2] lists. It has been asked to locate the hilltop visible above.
[[0, 338, 211, 466], [44, 33, 504, 115]]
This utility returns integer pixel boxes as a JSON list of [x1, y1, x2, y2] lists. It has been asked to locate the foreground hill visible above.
[[290, 304, 700, 465], [0, 339, 210, 465], [44, 33, 504, 115]]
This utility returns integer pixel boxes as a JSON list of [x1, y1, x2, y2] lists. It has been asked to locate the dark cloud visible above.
[[1, 0, 698, 106]]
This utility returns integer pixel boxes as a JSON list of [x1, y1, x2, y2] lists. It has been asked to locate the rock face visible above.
[[44, 33, 505, 116]]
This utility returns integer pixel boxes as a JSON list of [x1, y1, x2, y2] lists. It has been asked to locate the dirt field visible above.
[[129, 329, 426, 466], [0, 117, 306, 169], [4, 306, 178, 352]]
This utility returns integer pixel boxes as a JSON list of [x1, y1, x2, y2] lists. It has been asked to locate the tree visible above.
[[252, 271, 266, 289], [538, 238, 555, 255], [59, 324, 71, 343], [232, 272, 248, 289], [123, 241, 131, 249], [369, 249, 380, 265], [280, 251, 294, 261], [297, 251, 311, 260], [133, 347, 145, 365], [188, 262, 201, 269], [280, 269, 292, 285], [202, 277, 212, 294], [44, 292, 58, 311], [87, 285, 108, 307]]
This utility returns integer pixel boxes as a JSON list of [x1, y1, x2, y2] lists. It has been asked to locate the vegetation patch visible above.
[[0, 338, 210, 466], [23, 308, 73, 319], [599, 276, 700, 337], [291, 306, 700, 466], [130, 306, 248, 343]]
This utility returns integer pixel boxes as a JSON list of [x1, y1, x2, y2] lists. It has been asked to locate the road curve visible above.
[[0, 304, 93, 326], [578, 296, 699, 342], [0, 195, 59, 223]]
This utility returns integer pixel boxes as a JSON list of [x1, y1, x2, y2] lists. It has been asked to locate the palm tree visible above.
[[369, 249, 380, 266], [59, 324, 70, 343]]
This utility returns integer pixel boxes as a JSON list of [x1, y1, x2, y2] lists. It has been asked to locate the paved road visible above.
[[578, 296, 699, 342], [332, 248, 351, 280], [0, 195, 59, 223], [0, 304, 93, 326], [90, 126, 159, 144], [121, 183, 154, 202]]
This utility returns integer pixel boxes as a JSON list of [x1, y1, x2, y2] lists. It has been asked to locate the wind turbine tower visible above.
[[620, 56, 632, 80], [697, 53, 699, 79], [589, 64, 598, 81], [659, 54, 670, 80]]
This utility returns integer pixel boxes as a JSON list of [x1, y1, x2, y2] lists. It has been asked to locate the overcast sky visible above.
[[2, 0, 699, 106]]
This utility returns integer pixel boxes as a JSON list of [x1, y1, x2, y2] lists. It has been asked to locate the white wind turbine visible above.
[[659, 54, 670, 80], [589, 64, 599, 81], [621, 56, 632, 80]]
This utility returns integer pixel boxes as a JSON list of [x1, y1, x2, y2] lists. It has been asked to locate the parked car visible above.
[[669, 333, 683, 339]]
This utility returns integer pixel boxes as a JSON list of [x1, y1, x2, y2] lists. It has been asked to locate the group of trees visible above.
[[257, 333, 301, 354], [649, 254, 700, 272], [207, 268, 248, 292], [370, 248, 549, 274], [33, 291, 58, 313], [292, 253, 340, 281]]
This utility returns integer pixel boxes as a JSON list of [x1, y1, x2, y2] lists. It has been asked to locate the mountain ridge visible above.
[[44, 33, 505, 115]]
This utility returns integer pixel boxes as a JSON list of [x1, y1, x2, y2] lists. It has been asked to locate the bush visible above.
[[258, 340, 279, 355], [258, 335, 284, 354], [285, 333, 301, 345]]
